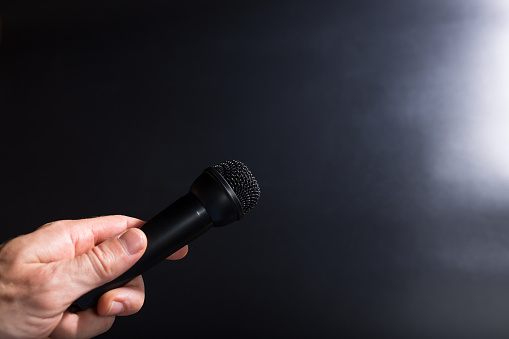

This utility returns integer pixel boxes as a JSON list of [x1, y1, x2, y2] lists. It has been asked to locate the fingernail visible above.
[[107, 301, 124, 316], [118, 229, 144, 255]]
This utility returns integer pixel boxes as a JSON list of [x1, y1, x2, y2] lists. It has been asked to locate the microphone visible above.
[[70, 160, 260, 311]]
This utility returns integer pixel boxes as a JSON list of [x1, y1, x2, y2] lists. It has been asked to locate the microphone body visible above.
[[71, 161, 260, 311], [72, 194, 212, 310]]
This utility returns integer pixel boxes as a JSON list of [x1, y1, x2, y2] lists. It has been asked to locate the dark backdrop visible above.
[[2, 0, 509, 338]]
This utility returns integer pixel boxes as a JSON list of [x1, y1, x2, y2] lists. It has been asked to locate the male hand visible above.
[[0, 215, 188, 339]]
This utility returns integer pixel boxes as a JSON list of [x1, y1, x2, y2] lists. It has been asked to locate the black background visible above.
[[2, 1, 509, 338]]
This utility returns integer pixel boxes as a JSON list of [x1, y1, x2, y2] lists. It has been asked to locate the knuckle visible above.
[[86, 246, 118, 280], [36, 221, 56, 230], [36, 219, 71, 231], [0, 237, 25, 264]]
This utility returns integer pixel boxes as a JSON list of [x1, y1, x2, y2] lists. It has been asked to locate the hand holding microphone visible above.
[[0, 160, 260, 338], [72, 160, 260, 310]]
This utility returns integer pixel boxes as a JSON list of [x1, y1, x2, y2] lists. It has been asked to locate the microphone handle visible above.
[[70, 193, 214, 311]]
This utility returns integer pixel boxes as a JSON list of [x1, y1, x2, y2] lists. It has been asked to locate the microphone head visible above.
[[212, 160, 260, 214], [190, 160, 260, 227]]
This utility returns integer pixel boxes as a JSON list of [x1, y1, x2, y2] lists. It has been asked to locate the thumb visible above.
[[69, 228, 147, 295]]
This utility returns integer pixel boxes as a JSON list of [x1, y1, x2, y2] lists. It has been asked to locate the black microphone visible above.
[[70, 160, 260, 311]]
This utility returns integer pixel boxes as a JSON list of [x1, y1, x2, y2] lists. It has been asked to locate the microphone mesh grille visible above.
[[213, 160, 261, 214]]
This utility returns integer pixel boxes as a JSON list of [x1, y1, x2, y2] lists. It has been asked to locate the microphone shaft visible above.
[[71, 193, 213, 311]]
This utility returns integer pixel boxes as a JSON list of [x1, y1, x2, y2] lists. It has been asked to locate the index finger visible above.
[[21, 215, 145, 262], [69, 215, 146, 257]]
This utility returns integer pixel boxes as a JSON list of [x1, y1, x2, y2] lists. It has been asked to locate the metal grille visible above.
[[213, 160, 261, 214]]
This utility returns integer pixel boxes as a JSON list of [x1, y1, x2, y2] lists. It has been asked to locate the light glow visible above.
[[431, 1, 509, 201]]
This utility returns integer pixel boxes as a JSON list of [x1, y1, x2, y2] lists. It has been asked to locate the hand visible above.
[[0, 215, 188, 339]]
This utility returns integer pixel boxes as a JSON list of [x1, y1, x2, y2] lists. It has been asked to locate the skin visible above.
[[0, 215, 188, 339]]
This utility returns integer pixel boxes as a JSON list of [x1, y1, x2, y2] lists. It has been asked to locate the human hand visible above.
[[0, 215, 188, 339]]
